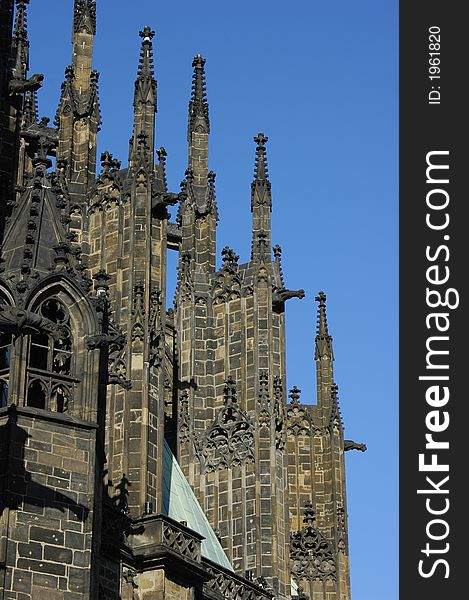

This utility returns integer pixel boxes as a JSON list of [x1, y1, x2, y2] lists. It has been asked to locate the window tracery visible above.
[[26, 298, 77, 412]]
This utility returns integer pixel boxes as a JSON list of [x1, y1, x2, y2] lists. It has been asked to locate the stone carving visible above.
[[204, 562, 267, 600], [257, 371, 270, 428], [273, 375, 287, 450], [290, 502, 337, 582], [178, 389, 191, 443], [178, 252, 194, 301], [344, 440, 367, 452], [286, 386, 311, 436], [200, 378, 254, 472], [213, 248, 242, 304], [328, 384, 343, 432], [162, 522, 200, 561], [0, 304, 67, 339], [131, 282, 145, 343], [9, 73, 44, 95], [106, 321, 131, 389], [149, 287, 164, 367], [336, 504, 347, 554]]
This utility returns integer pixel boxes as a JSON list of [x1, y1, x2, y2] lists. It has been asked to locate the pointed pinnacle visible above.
[[329, 383, 344, 428], [315, 291, 329, 336], [73, 0, 96, 34], [188, 54, 209, 134], [315, 291, 333, 359], [253, 133, 269, 180], [23, 89, 38, 127], [251, 133, 272, 212], [13, 1, 29, 41]]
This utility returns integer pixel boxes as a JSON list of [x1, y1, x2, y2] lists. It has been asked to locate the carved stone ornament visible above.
[[290, 502, 337, 582], [148, 287, 164, 367], [0, 304, 67, 339], [200, 378, 254, 473], [344, 440, 367, 452], [106, 320, 131, 389], [336, 504, 347, 554], [273, 375, 287, 450], [162, 521, 200, 562], [178, 390, 191, 443], [257, 371, 270, 428], [178, 252, 194, 301], [204, 562, 265, 600], [212, 269, 242, 304], [286, 386, 311, 436]]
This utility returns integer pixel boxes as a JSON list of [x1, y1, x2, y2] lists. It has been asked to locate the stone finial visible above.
[[223, 377, 238, 407], [221, 246, 239, 267], [315, 291, 328, 336], [139, 25, 155, 41], [253, 133, 269, 181], [100, 151, 121, 173], [136, 27, 155, 79], [303, 500, 316, 527], [289, 385, 301, 405]]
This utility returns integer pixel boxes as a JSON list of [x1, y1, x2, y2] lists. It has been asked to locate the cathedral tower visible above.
[[0, 2, 364, 599]]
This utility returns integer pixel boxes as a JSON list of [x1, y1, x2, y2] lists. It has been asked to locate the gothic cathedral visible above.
[[0, 2, 365, 599]]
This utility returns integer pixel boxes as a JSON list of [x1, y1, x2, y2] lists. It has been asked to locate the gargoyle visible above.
[[272, 288, 305, 308], [86, 332, 126, 350], [344, 440, 367, 452], [0, 305, 66, 339], [277, 288, 305, 301], [9, 73, 44, 95]]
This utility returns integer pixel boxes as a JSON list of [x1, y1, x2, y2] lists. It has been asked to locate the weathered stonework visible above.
[[0, 2, 364, 599]]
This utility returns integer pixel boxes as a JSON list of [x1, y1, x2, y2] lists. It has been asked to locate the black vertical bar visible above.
[[400, 3, 467, 598]]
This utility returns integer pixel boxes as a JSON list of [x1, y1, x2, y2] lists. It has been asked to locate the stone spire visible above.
[[71, 0, 96, 93], [315, 291, 333, 360], [314, 291, 335, 411], [55, 0, 100, 194], [187, 54, 210, 195], [129, 26, 157, 169], [251, 133, 272, 261]]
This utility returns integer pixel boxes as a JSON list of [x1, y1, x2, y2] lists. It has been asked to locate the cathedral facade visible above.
[[0, 2, 365, 599]]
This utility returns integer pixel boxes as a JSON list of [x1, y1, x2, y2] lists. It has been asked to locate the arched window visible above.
[[0, 331, 11, 408], [27, 298, 77, 412]]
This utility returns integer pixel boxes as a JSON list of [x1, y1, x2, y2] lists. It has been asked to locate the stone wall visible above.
[[0, 405, 99, 600]]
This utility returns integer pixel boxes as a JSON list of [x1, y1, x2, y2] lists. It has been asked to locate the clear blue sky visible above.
[[28, 1, 398, 598]]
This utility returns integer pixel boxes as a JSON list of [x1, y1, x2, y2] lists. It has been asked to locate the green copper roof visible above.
[[162, 440, 233, 571]]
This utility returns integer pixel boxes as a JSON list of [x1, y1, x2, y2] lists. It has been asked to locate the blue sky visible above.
[[28, 1, 398, 597]]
